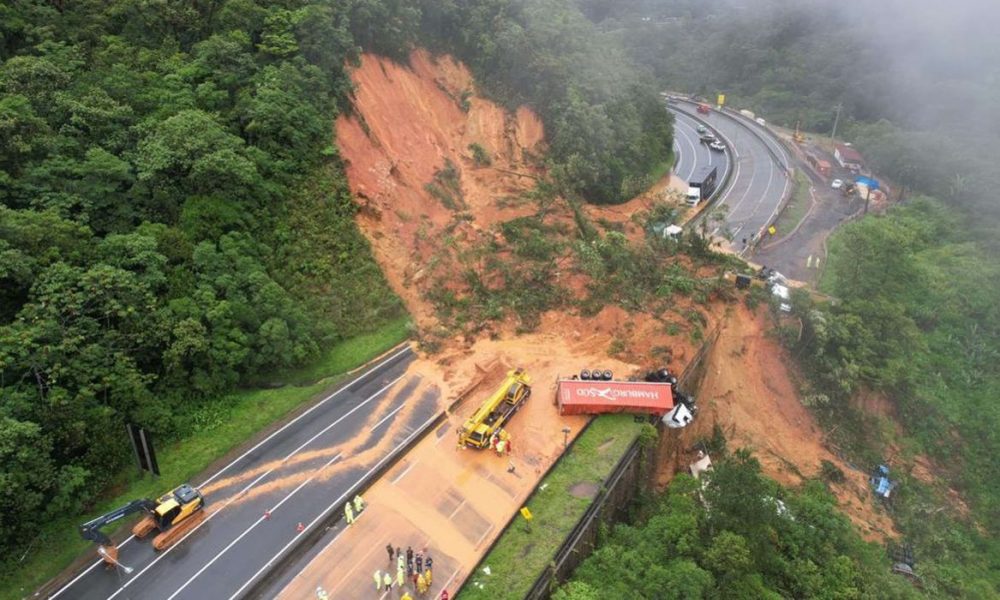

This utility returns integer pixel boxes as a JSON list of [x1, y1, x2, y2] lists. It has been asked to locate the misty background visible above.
[[575, 0, 1000, 228]]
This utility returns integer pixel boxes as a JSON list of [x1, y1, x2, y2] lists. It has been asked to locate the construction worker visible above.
[[424, 568, 433, 587], [382, 571, 393, 592], [495, 438, 507, 456], [397, 552, 405, 574], [396, 565, 405, 588], [416, 572, 428, 595], [386, 544, 394, 563], [401, 593, 414, 600], [373, 570, 382, 591], [345, 501, 354, 525], [353, 493, 365, 513], [316, 586, 329, 600]]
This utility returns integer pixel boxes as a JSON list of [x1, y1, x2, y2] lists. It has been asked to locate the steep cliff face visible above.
[[335, 49, 545, 327]]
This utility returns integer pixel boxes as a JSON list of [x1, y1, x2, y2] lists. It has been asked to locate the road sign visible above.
[[126, 423, 160, 476]]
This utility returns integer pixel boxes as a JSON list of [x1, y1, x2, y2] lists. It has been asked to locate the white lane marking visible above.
[[224, 409, 445, 600], [48, 345, 412, 600], [448, 499, 468, 520], [390, 460, 419, 484], [436, 568, 460, 597], [164, 451, 346, 600], [760, 162, 793, 237], [370, 402, 406, 433], [678, 119, 701, 181], [474, 523, 495, 549], [722, 135, 761, 219], [741, 148, 777, 247], [103, 375, 406, 600], [672, 115, 700, 181], [276, 374, 406, 463]]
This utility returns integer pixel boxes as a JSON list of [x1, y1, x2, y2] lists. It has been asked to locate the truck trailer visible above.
[[686, 165, 718, 206]]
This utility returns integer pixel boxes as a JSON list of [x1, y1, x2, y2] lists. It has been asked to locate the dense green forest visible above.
[[794, 198, 1000, 596], [0, 0, 672, 584], [555, 449, 921, 600]]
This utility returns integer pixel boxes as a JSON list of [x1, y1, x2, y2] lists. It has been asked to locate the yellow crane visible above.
[[793, 120, 805, 144], [458, 368, 531, 449]]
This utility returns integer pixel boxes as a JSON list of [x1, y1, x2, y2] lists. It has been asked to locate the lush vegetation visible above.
[[0, 0, 685, 586], [788, 198, 1000, 596], [0, 0, 418, 580], [425, 194, 736, 337], [457, 414, 647, 600], [554, 448, 919, 600], [418, 0, 675, 203]]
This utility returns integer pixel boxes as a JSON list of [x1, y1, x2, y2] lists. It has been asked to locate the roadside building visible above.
[[833, 143, 864, 172]]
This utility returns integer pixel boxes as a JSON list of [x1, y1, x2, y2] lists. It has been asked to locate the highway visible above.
[[48, 344, 442, 600], [671, 101, 791, 254], [671, 109, 723, 184]]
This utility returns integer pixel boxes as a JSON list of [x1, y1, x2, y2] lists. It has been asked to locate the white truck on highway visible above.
[[686, 165, 718, 207]]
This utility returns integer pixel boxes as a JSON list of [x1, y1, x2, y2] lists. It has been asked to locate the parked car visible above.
[[831, 178, 844, 189], [709, 141, 726, 152]]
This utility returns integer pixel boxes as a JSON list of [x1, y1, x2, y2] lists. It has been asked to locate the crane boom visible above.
[[458, 368, 531, 448]]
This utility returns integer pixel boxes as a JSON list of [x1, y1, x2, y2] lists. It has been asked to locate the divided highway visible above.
[[670, 100, 790, 254], [49, 344, 440, 600]]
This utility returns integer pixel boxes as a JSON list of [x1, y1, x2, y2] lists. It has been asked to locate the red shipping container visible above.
[[556, 379, 674, 416]]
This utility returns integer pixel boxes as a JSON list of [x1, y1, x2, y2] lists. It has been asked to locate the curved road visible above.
[[671, 109, 722, 184], [672, 101, 790, 255], [48, 345, 441, 600]]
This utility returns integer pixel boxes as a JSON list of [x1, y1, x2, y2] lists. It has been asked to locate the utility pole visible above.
[[830, 102, 843, 141]]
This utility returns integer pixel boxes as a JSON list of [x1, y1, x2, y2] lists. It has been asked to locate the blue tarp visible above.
[[855, 176, 880, 190]]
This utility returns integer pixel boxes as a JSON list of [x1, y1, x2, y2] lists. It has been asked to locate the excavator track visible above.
[[152, 509, 206, 551], [131, 515, 157, 539]]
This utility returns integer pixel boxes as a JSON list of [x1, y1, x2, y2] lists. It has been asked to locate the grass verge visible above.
[[456, 414, 644, 600], [772, 171, 813, 235], [2, 317, 411, 600]]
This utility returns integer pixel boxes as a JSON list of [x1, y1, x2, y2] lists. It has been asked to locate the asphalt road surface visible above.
[[671, 108, 727, 184], [753, 155, 864, 283], [674, 102, 790, 253], [49, 344, 441, 600]]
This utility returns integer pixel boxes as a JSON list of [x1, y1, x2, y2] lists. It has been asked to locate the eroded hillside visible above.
[[335, 48, 896, 543]]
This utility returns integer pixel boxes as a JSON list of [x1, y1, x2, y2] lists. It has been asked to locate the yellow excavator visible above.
[[79, 483, 206, 566], [458, 368, 531, 449]]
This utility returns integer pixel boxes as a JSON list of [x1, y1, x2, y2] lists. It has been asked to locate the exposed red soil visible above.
[[660, 305, 899, 542], [334, 48, 900, 551]]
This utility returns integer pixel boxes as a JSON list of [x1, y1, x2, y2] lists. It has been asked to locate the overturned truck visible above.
[[555, 368, 697, 427]]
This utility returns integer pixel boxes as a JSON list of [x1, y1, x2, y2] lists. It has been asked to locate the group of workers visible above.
[[375, 545, 443, 597], [489, 428, 512, 457]]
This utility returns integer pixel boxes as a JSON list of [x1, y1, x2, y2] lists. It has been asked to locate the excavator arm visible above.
[[79, 499, 156, 546]]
